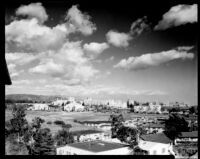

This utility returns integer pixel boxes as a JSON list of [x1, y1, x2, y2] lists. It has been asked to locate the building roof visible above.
[[79, 120, 111, 124], [144, 123, 165, 128], [72, 130, 103, 136], [138, 141, 160, 151], [178, 131, 198, 138], [65, 140, 128, 152], [140, 133, 172, 144]]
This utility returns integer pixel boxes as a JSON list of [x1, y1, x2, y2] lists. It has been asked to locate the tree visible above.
[[137, 126, 147, 136], [164, 113, 189, 140], [9, 105, 29, 143], [109, 114, 124, 138], [117, 126, 138, 147], [54, 125, 74, 146], [30, 128, 55, 155]]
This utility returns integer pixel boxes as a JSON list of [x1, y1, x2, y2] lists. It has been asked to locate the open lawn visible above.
[[5, 110, 168, 135]]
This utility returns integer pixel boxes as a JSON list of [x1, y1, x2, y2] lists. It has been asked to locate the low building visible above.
[[97, 123, 112, 131], [56, 140, 132, 155], [144, 123, 165, 134], [64, 102, 84, 112], [79, 121, 111, 128], [175, 131, 198, 145], [27, 103, 49, 110], [138, 133, 175, 155]]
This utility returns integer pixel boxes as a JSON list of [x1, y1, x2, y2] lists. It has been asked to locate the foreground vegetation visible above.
[[5, 105, 74, 155]]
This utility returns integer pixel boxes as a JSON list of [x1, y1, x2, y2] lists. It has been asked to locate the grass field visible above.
[[5, 110, 168, 135]]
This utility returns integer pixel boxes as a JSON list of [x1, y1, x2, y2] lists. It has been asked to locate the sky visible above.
[[5, 0, 198, 105]]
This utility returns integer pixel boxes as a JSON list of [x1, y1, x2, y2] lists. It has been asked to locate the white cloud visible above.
[[6, 18, 68, 52], [114, 46, 194, 70], [106, 30, 132, 48], [28, 41, 99, 84], [16, 2, 48, 24], [154, 4, 197, 30], [65, 5, 97, 35], [6, 4, 97, 53], [83, 42, 109, 59], [29, 59, 64, 75], [6, 52, 38, 65], [105, 17, 150, 48], [130, 16, 150, 37], [5, 3, 99, 87]]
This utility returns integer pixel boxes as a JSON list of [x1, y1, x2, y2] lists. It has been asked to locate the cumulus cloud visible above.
[[16, 2, 48, 24], [65, 5, 97, 35], [106, 30, 132, 47], [154, 4, 197, 30], [6, 18, 68, 52], [130, 16, 150, 37], [6, 4, 97, 53], [28, 41, 99, 83], [114, 46, 194, 70], [106, 17, 150, 48], [6, 52, 38, 65], [29, 59, 64, 75], [83, 42, 109, 59], [7, 63, 24, 78]]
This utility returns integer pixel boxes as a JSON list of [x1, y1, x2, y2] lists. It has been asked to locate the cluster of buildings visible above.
[[56, 131, 177, 155], [27, 97, 84, 112], [26, 97, 192, 116], [56, 111, 198, 156], [133, 104, 161, 114], [83, 98, 127, 109]]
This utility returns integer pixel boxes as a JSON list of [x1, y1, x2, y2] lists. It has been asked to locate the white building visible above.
[[97, 123, 112, 131], [56, 140, 132, 155], [52, 99, 69, 106], [64, 102, 84, 112], [138, 133, 175, 155], [27, 103, 49, 111]]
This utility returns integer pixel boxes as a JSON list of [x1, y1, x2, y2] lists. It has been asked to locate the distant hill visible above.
[[5, 94, 67, 103]]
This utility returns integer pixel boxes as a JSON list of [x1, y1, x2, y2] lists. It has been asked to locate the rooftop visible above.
[[178, 131, 198, 138], [146, 123, 165, 128], [140, 133, 172, 144], [72, 130, 103, 136], [65, 140, 128, 152], [79, 120, 111, 124]]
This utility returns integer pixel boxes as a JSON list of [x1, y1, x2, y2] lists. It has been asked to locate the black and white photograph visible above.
[[4, 0, 198, 157]]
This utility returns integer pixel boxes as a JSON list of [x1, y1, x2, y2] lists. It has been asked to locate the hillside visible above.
[[5, 94, 67, 103]]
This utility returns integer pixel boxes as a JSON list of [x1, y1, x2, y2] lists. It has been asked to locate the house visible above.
[[97, 123, 112, 131], [72, 130, 106, 142], [175, 131, 198, 145], [64, 102, 84, 112], [27, 103, 49, 110], [143, 123, 165, 134], [52, 99, 69, 106], [138, 133, 175, 155], [56, 140, 132, 155], [79, 121, 111, 128]]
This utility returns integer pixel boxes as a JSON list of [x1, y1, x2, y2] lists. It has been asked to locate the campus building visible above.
[[138, 133, 175, 155], [56, 140, 131, 155]]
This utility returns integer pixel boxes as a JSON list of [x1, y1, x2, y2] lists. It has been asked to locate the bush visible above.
[[73, 119, 78, 123], [47, 121, 52, 125], [54, 120, 65, 126]]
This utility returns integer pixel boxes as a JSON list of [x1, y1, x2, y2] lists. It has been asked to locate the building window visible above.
[[153, 150, 156, 155]]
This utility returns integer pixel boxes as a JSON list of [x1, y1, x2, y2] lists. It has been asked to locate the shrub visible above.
[[54, 120, 65, 126], [47, 121, 52, 125]]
